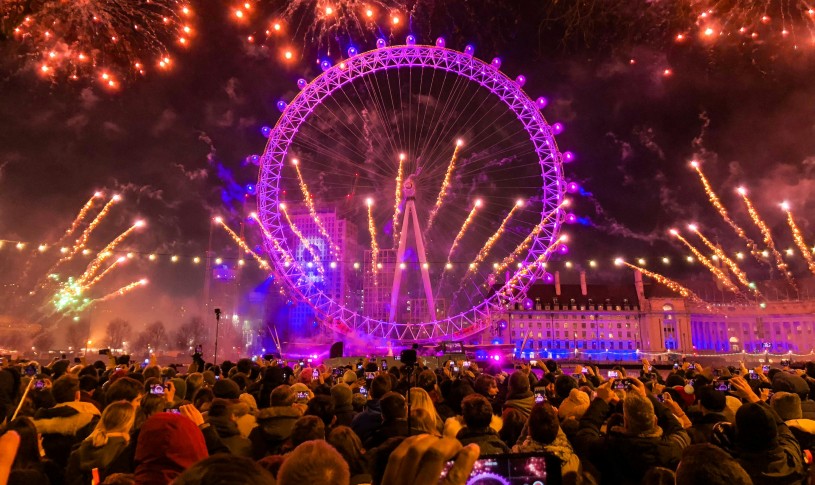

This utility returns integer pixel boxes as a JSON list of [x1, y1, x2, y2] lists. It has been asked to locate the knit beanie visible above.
[[558, 388, 590, 420], [343, 370, 358, 385], [736, 402, 778, 452], [771, 392, 803, 421], [331, 383, 353, 407], [508, 371, 530, 396], [623, 394, 656, 435]]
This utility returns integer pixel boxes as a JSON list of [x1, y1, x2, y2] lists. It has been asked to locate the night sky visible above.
[[1, 1, 814, 336]]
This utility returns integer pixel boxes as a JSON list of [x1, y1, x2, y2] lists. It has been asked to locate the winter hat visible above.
[[170, 377, 187, 404], [202, 370, 216, 387], [772, 372, 809, 398], [723, 396, 742, 423], [134, 412, 208, 484], [771, 391, 803, 421], [212, 378, 241, 400], [508, 371, 530, 396], [291, 383, 313, 403], [697, 386, 726, 413], [623, 394, 657, 435], [735, 402, 778, 452], [331, 383, 353, 407], [671, 385, 696, 407], [558, 388, 590, 420], [343, 370, 358, 385], [554, 374, 577, 400]]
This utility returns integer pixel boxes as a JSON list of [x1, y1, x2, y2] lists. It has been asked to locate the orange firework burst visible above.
[[280, 203, 324, 274], [426, 140, 463, 233], [618, 259, 705, 304], [393, 153, 405, 247], [496, 200, 569, 275], [77, 220, 145, 285], [670, 228, 740, 293], [499, 236, 565, 299], [214, 217, 270, 270], [292, 159, 340, 257], [687, 223, 756, 292], [737, 187, 795, 288], [91, 279, 148, 305], [82, 256, 126, 291], [781, 201, 815, 276], [691, 161, 763, 261], [366, 198, 378, 274], [446, 199, 482, 263], [249, 212, 294, 266], [466, 200, 524, 277], [56, 192, 103, 245]]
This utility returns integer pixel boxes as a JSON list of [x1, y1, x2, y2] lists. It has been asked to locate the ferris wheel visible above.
[[257, 36, 570, 342]]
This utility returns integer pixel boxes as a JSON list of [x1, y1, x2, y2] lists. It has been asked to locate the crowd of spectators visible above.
[[1, 353, 814, 485]]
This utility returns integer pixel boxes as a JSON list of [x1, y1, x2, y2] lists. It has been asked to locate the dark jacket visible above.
[[34, 401, 101, 468], [574, 397, 690, 485], [65, 436, 130, 485], [208, 415, 252, 457], [350, 399, 383, 444], [687, 412, 729, 444], [365, 418, 409, 449], [734, 405, 806, 485], [456, 427, 510, 455], [249, 406, 303, 459], [334, 403, 357, 428], [503, 394, 535, 421]]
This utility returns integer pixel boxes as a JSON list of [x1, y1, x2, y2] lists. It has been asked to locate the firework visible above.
[[737, 187, 795, 287], [280, 203, 324, 274], [426, 140, 463, 234], [618, 260, 705, 304], [214, 217, 270, 270], [90, 279, 148, 305], [51, 277, 86, 314], [465, 200, 524, 277], [690, 161, 764, 261], [249, 212, 294, 266], [781, 202, 815, 276], [55, 192, 103, 245], [496, 200, 569, 275], [446, 199, 482, 263], [499, 236, 565, 299], [393, 153, 405, 247], [77, 220, 145, 285], [3, 0, 194, 83], [258, 0, 405, 53], [292, 159, 341, 257], [687, 223, 756, 291], [366, 198, 379, 274], [670, 229, 740, 293], [83, 257, 126, 291]]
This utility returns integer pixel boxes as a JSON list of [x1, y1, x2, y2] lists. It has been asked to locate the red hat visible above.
[[672, 385, 696, 407], [134, 412, 208, 484]]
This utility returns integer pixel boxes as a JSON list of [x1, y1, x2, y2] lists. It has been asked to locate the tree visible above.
[[65, 321, 90, 351], [104, 318, 132, 349], [174, 316, 209, 351], [135, 321, 168, 352]]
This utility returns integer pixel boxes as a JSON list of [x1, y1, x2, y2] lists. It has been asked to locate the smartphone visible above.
[[150, 384, 165, 395], [34, 379, 45, 390], [296, 391, 309, 400], [215, 375, 220, 380], [463, 361, 471, 368], [533, 386, 547, 404], [713, 369, 720, 378], [763, 365, 770, 372], [359, 386, 368, 396], [613, 379, 632, 390], [74, 357, 81, 364], [673, 362, 680, 369], [714, 380, 731, 392], [781, 359, 791, 367], [607, 370, 619, 379], [581, 367, 589, 374], [530, 360, 538, 366], [299, 361, 305, 367], [194, 345, 202, 354], [356, 363, 363, 370], [365, 372, 376, 380], [307, 358, 313, 363], [381, 360, 388, 370], [312, 369, 319, 379], [166, 408, 181, 414], [25, 365, 37, 377], [140, 362, 148, 369], [440, 453, 558, 484], [749, 370, 759, 380], [657, 393, 665, 403], [688, 363, 696, 370]]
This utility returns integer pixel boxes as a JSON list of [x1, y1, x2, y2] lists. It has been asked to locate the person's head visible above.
[[79, 374, 99, 394], [664, 374, 686, 388], [351, 393, 367, 413], [623, 394, 657, 436], [461, 394, 493, 429], [641, 467, 675, 485], [771, 372, 809, 400], [508, 371, 530, 396], [328, 426, 367, 476], [408, 387, 440, 420], [370, 375, 392, 400], [409, 408, 438, 435], [91, 400, 136, 447], [528, 402, 560, 444], [331, 383, 353, 409], [106, 377, 143, 406], [447, 382, 475, 415], [212, 378, 241, 400], [277, 440, 350, 485], [554, 374, 577, 400], [192, 387, 214, 412], [544, 359, 558, 373], [236, 358, 252, 375], [500, 408, 526, 447], [185, 373, 204, 399], [676, 443, 752, 485], [417, 369, 437, 393], [143, 365, 161, 381], [271, 384, 296, 407], [696, 385, 727, 414], [52, 374, 80, 403], [140, 393, 167, 418], [558, 388, 590, 421], [174, 454, 275, 485], [368, 437, 406, 485], [735, 402, 778, 452], [474, 374, 498, 398], [134, 412, 209, 484], [380, 392, 407, 421], [3, 417, 41, 467], [291, 415, 326, 447], [771, 391, 803, 421], [305, 394, 336, 428]]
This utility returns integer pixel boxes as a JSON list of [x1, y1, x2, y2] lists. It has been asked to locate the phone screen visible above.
[[34, 379, 45, 390], [714, 380, 731, 392], [359, 386, 367, 396], [607, 370, 619, 379], [763, 365, 770, 372], [381, 360, 388, 370], [440, 453, 558, 484], [150, 384, 165, 395], [613, 379, 631, 390], [296, 391, 309, 400]]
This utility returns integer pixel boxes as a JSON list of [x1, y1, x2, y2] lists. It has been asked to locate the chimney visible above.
[[580, 271, 587, 296], [554, 271, 561, 296]]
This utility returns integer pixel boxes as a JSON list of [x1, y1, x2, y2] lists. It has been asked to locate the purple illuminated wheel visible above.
[[257, 39, 567, 342]]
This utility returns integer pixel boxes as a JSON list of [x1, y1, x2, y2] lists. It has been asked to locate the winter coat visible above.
[[334, 403, 357, 428], [574, 397, 690, 485], [800, 399, 815, 421], [456, 427, 510, 455], [786, 418, 815, 452], [512, 428, 582, 477], [34, 401, 102, 467], [687, 412, 729, 444], [503, 394, 535, 421], [249, 406, 303, 459], [350, 399, 384, 444], [733, 408, 807, 485], [134, 413, 209, 485], [208, 415, 253, 457], [365, 418, 410, 449], [65, 435, 130, 485]]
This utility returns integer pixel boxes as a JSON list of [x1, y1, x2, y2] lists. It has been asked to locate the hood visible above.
[[516, 429, 576, 464], [34, 401, 101, 436], [134, 413, 208, 485], [256, 406, 302, 439], [208, 415, 241, 439], [77, 436, 128, 472], [786, 419, 815, 434], [504, 395, 535, 415]]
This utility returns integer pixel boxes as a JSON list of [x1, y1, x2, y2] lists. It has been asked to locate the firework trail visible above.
[[82, 257, 126, 291], [292, 159, 340, 257], [66, 195, 121, 260], [737, 187, 795, 288], [3, 0, 194, 84], [687, 224, 756, 292], [495, 200, 568, 275], [781, 202, 815, 276], [465, 200, 524, 277], [446, 199, 482, 263], [426, 140, 463, 234], [56, 192, 103, 245], [280, 204, 325, 274], [249, 212, 294, 266], [498, 236, 565, 299], [87, 279, 148, 306], [619, 260, 705, 305], [671, 229, 740, 293], [691, 161, 763, 261], [393, 153, 405, 247], [214, 217, 270, 270], [77, 220, 145, 285], [367, 198, 379, 275]]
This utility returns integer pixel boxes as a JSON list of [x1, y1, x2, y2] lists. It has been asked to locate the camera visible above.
[[150, 384, 165, 395], [359, 386, 368, 396], [714, 380, 731, 392], [34, 379, 45, 390]]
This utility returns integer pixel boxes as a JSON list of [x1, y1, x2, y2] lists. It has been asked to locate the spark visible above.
[[90, 279, 148, 305], [466, 200, 524, 277], [292, 159, 341, 257], [55, 192, 103, 245], [214, 217, 270, 270], [367, 198, 378, 275], [82, 257, 126, 291], [499, 236, 565, 299], [737, 187, 795, 287], [781, 202, 815, 276], [690, 161, 763, 261], [670, 228, 740, 293], [280, 204, 325, 274], [48, 194, 121, 275], [620, 260, 705, 305], [249, 212, 294, 266], [446, 199, 482, 263], [77, 220, 145, 285], [426, 140, 463, 233], [495, 200, 569, 275], [393, 153, 405, 247], [687, 223, 756, 292]]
